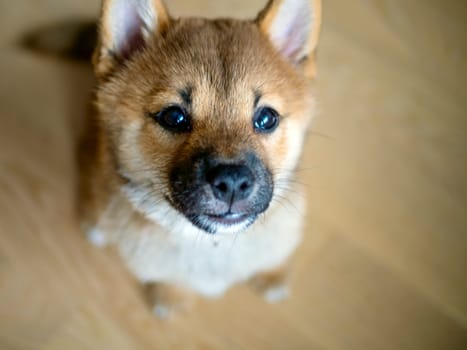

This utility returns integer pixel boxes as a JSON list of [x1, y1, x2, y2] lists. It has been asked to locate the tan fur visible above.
[[79, 0, 321, 316]]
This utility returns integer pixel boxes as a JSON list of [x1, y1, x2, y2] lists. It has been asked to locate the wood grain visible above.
[[0, 0, 466, 349]]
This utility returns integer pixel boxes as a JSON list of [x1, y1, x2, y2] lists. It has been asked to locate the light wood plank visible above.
[[0, 1, 466, 349]]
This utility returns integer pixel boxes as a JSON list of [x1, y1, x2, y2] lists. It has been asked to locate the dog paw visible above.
[[152, 304, 173, 320], [249, 267, 290, 303], [86, 228, 108, 247], [263, 284, 290, 303], [145, 283, 194, 320]]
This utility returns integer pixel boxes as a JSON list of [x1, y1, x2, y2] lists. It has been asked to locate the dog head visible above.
[[93, 0, 321, 235]]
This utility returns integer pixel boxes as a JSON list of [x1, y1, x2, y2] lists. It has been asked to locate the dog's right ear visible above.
[[94, 0, 170, 79]]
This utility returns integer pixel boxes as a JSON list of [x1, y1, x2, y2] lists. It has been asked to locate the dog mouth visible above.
[[164, 195, 256, 233], [204, 213, 251, 226], [188, 212, 257, 234]]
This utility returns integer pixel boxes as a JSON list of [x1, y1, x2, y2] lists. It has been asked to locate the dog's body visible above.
[[79, 0, 321, 315]]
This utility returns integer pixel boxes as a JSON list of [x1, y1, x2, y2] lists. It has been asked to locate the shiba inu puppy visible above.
[[79, 0, 321, 317]]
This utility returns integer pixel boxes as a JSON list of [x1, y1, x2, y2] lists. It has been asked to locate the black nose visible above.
[[206, 164, 255, 204]]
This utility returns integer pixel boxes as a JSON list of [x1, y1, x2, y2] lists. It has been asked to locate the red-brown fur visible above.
[[79, 0, 321, 317]]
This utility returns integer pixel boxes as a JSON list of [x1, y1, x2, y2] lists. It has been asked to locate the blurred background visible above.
[[0, 0, 466, 349]]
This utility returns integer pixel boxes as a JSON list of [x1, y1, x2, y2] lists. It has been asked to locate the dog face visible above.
[[94, 0, 321, 235]]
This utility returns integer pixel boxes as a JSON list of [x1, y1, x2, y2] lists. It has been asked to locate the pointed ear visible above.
[[93, 0, 170, 78], [256, 0, 322, 78]]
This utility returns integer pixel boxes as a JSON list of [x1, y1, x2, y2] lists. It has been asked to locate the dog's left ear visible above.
[[256, 0, 322, 78]]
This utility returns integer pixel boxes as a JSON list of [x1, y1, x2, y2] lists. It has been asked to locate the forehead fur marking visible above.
[[178, 86, 193, 106]]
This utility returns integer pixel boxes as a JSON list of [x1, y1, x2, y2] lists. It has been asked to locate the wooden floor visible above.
[[0, 0, 466, 349]]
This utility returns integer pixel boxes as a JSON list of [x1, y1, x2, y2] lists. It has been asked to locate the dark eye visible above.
[[152, 106, 192, 133], [253, 107, 280, 133]]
